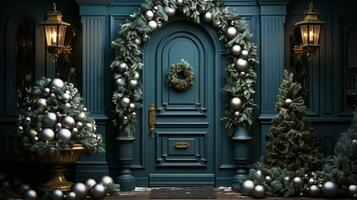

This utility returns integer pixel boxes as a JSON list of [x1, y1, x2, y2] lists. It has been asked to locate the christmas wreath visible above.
[[167, 59, 194, 91], [15, 78, 104, 156], [110, 0, 258, 136]]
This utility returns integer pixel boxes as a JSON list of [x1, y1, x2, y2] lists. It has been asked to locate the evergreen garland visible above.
[[15, 78, 104, 156], [110, 0, 258, 136]]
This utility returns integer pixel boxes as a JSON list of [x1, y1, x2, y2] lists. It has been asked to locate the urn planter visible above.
[[116, 136, 136, 191]]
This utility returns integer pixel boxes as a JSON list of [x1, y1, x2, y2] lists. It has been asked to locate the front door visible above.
[[143, 20, 216, 186]]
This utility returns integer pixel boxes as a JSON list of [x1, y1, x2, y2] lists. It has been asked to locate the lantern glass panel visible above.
[[309, 24, 321, 45], [44, 25, 58, 47], [58, 25, 67, 46], [300, 24, 309, 46]]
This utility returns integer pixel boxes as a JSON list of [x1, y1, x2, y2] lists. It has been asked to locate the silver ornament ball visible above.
[[123, 116, 129, 124], [231, 44, 242, 56], [118, 63, 128, 73], [133, 71, 140, 80], [256, 170, 262, 177], [78, 112, 86, 120], [76, 122, 83, 128], [46, 112, 57, 126], [56, 128, 72, 143], [115, 78, 125, 87], [62, 93, 71, 102], [43, 87, 51, 96], [308, 177, 316, 185], [203, 12, 213, 23], [230, 97, 242, 109], [265, 176, 272, 184], [25, 117, 31, 125], [352, 139, 357, 145], [309, 185, 321, 197], [86, 179, 97, 190], [129, 103, 136, 111], [131, 112, 137, 118], [252, 185, 266, 199], [51, 78, 64, 88], [121, 97, 131, 107], [90, 184, 106, 199], [233, 111, 240, 118], [62, 116, 75, 129], [100, 176, 114, 186], [293, 176, 303, 188], [235, 58, 248, 71], [134, 37, 141, 46], [241, 179, 255, 196], [284, 176, 290, 182], [226, 26, 238, 39], [72, 127, 79, 134], [145, 10, 154, 20], [23, 190, 37, 200], [71, 182, 87, 199], [148, 20, 158, 30], [66, 192, 76, 200], [176, 0, 184, 6], [36, 98, 47, 109], [285, 98, 292, 105], [241, 50, 249, 58], [55, 123, 62, 129], [322, 181, 339, 198], [348, 185, 357, 198], [129, 79, 138, 89], [51, 189, 63, 200], [29, 129, 38, 137], [40, 128, 55, 142], [213, 20, 221, 28], [86, 123, 94, 132], [164, 7, 176, 16]]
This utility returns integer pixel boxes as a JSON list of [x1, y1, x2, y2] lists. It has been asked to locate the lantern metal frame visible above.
[[41, 3, 71, 62]]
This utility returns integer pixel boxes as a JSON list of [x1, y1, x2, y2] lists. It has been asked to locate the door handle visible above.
[[148, 104, 156, 138]]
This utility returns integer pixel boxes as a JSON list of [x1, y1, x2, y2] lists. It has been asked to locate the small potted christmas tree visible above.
[[15, 78, 104, 192]]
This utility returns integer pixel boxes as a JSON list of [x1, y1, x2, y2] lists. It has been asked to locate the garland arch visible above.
[[110, 0, 258, 136]]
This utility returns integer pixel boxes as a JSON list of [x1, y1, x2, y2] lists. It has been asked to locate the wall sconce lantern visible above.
[[294, 0, 325, 56], [41, 3, 71, 62]]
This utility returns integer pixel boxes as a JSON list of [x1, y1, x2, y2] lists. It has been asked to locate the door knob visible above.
[[148, 104, 156, 138]]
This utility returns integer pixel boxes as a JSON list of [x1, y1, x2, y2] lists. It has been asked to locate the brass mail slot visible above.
[[174, 142, 190, 149]]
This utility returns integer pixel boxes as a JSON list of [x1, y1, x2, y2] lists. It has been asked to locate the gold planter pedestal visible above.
[[38, 144, 84, 192]]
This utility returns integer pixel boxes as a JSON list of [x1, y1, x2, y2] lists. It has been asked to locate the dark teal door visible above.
[[143, 20, 216, 186]]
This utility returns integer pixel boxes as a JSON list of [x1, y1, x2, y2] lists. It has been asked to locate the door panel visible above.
[[143, 19, 216, 186]]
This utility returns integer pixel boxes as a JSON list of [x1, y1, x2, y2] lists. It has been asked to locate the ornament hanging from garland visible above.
[[110, 0, 258, 136], [167, 59, 195, 91]]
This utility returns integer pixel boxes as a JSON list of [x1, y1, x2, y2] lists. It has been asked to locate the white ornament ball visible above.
[[265, 176, 272, 184], [46, 112, 57, 126], [90, 184, 106, 199], [148, 20, 158, 30], [309, 185, 321, 197], [128, 79, 138, 89], [252, 185, 266, 199], [284, 176, 290, 182], [226, 26, 238, 39], [129, 103, 136, 111], [322, 181, 339, 198], [203, 12, 213, 23], [86, 179, 97, 189], [72, 182, 87, 199], [23, 190, 37, 200], [51, 189, 63, 200], [51, 78, 64, 88], [36, 98, 47, 109], [40, 128, 55, 142], [145, 10, 154, 20], [164, 7, 176, 16], [352, 139, 357, 145], [66, 192, 76, 200], [230, 97, 242, 109], [131, 112, 137, 118], [293, 176, 304, 188], [241, 50, 249, 58], [118, 63, 128, 73], [285, 98, 293, 105], [121, 97, 131, 107], [62, 116, 75, 129], [235, 58, 248, 71], [348, 185, 357, 198], [100, 176, 114, 186], [57, 128, 72, 143], [241, 179, 255, 196], [231, 44, 242, 56]]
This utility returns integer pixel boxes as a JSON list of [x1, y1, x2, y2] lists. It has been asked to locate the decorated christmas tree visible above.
[[323, 108, 357, 186], [262, 70, 322, 171]]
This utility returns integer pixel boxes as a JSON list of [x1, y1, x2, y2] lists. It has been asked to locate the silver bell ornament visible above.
[[51, 189, 64, 200], [322, 181, 339, 198], [66, 192, 77, 200], [100, 176, 114, 186], [226, 26, 238, 39], [23, 190, 37, 200], [118, 62, 128, 73], [164, 6, 176, 16], [36, 98, 47, 110], [252, 185, 266, 199], [203, 11, 213, 23], [145, 10, 154, 20], [235, 58, 248, 71], [285, 98, 292, 105], [51, 78, 64, 88], [121, 97, 131, 107], [90, 184, 106, 199], [85, 178, 97, 189], [293, 176, 303, 188], [46, 112, 57, 126], [128, 79, 138, 89], [230, 97, 242, 110], [40, 128, 55, 142], [72, 182, 87, 199], [231, 44, 242, 56], [62, 116, 75, 129], [241, 50, 249, 58], [348, 185, 357, 198], [265, 176, 272, 184], [233, 111, 240, 118], [56, 128, 72, 143], [43, 87, 51, 96], [148, 20, 158, 30], [308, 185, 320, 197], [241, 179, 255, 196]]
